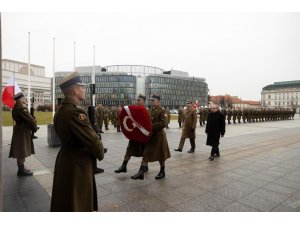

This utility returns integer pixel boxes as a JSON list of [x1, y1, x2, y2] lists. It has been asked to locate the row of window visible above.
[[146, 77, 207, 88]]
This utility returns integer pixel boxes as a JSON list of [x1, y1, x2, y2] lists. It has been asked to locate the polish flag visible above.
[[2, 77, 22, 109], [194, 100, 199, 109]]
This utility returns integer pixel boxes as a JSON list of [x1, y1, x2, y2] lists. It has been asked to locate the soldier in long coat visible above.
[[206, 104, 226, 161], [115, 105, 122, 132], [131, 95, 171, 180], [199, 107, 205, 126], [178, 106, 184, 128], [115, 94, 149, 174], [96, 103, 104, 133], [174, 100, 197, 153], [50, 72, 104, 212], [165, 107, 171, 129], [9, 92, 38, 176]]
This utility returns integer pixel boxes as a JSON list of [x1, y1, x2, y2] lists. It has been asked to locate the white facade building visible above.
[[2, 59, 51, 108], [261, 80, 300, 113]]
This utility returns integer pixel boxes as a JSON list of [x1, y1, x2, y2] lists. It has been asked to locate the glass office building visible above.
[[55, 65, 208, 108]]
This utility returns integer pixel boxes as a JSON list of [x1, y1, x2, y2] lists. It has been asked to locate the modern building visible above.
[[261, 80, 300, 113], [55, 65, 208, 108], [1, 59, 51, 108]]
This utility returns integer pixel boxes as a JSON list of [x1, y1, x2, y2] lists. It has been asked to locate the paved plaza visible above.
[[2, 117, 300, 212]]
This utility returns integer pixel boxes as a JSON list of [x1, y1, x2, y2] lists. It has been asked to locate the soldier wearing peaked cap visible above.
[[174, 100, 197, 153], [50, 71, 105, 212], [9, 92, 38, 176], [131, 94, 171, 180], [115, 94, 150, 174]]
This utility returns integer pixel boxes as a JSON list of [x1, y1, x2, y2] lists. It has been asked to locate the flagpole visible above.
[[92, 45, 95, 106], [52, 37, 55, 118], [27, 32, 31, 111], [73, 41, 76, 71]]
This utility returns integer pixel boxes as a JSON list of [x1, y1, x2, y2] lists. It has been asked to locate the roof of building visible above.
[[262, 80, 300, 91], [211, 95, 260, 105], [2, 59, 45, 68]]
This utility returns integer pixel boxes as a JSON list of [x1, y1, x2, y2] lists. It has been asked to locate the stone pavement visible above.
[[2, 117, 300, 212]]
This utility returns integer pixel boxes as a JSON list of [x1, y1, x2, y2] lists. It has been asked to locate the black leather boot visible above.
[[144, 165, 149, 172], [131, 165, 146, 180], [17, 165, 33, 177], [174, 148, 182, 152], [94, 167, 104, 174], [155, 166, 165, 179], [115, 160, 128, 173]]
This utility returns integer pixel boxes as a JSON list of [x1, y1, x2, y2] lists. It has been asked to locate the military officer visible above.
[[115, 94, 149, 174], [131, 94, 171, 180], [232, 108, 237, 124], [237, 107, 242, 123], [174, 100, 197, 153], [50, 72, 105, 212], [227, 108, 232, 124], [9, 92, 38, 176], [116, 105, 122, 132], [199, 106, 205, 126], [178, 106, 184, 128], [96, 103, 104, 133], [103, 106, 110, 130]]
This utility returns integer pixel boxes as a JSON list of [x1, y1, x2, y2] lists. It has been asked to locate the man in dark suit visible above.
[[205, 104, 226, 161]]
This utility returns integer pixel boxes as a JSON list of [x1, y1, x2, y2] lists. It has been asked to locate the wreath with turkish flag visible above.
[[120, 105, 152, 143]]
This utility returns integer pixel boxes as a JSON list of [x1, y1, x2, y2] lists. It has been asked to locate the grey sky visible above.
[[2, 12, 300, 101]]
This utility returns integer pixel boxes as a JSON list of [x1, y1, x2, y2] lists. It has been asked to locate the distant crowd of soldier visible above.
[[95, 104, 297, 133]]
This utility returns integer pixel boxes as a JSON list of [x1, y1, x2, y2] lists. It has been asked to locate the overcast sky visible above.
[[2, 12, 300, 100]]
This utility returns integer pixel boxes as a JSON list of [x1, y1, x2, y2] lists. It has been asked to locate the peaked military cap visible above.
[[150, 94, 160, 101], [14, 92, 25, 100], [58, 71, 86, 90], [137, 94, 146, 101]]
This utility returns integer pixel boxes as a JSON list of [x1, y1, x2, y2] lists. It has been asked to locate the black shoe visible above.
[[208, 156, 214, 161], [17, 165, 33, 176], [188, 149, 195, 153], [32, 135, 38, 139], [174, 149, 182, 152], [100, 130, 104, 133], [155, 166, 165, 180], [115, 164, 127, 173], [131, 165, 146, 180], [94, 167, 104, 174], [144, 166, 149, 172]]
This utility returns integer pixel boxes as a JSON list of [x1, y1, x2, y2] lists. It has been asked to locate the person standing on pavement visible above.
[[178, 106, 184, 128], [206, 103, 226, 161], [9, 92, 38, 176], [115, 94, 149, 174], [131, 94, 171, 180], [50, 72, 104, 212], [174, 100, 197, 153]]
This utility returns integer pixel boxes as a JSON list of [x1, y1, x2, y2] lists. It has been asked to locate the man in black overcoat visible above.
[[205, 104, 226, 161]]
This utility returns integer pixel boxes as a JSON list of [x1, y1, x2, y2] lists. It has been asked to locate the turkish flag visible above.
[[120, 105, 152, 143], [2, 77, 22, 108]]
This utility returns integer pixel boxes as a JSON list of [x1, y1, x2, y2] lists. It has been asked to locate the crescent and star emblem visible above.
[[123, 116, 136, 132]]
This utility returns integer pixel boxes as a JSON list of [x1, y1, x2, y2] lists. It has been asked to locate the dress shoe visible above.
[[115, 160, 128, 173], [131, 165, 146, 180], [155, 166, 165, 179], [188, 149, 195, 153], [94, 167, 104, 174], [208, 156, 214, 161], [174, 148, 182, 152]]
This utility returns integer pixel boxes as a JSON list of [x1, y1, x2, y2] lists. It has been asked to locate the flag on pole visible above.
[[2, 77, 22, 108], [194, 100, 199, 109]]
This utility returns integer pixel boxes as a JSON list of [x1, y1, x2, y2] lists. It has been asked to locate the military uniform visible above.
[[103, 107, 110, 130], [175, 100, 197, 153], [51, 72, 104, 212], [178, 107, 184, 128], [165, 107, 171, 128], [116, 106, 122, 132], [9, 93, 38, 176], [199, 107, 205, 126], [232, 108, 237, 124], [96, 104, 104, 132], [131, 95, 171, 180], [227, 108, 232, 124], [115, 94, 149, 174]]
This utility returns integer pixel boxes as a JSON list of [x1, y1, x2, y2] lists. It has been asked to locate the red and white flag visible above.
[[2, 77, 22, 109], [194, 100, 199, 109]]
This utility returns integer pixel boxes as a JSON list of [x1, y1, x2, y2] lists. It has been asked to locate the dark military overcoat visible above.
[[143, 106, 171, 162], [9, 101, 38, 159], [50, 97, 104, 212], [181, 107, 197, 139]]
